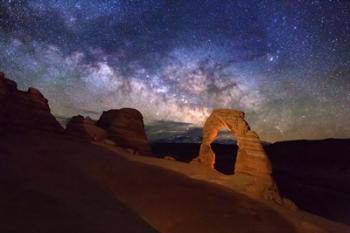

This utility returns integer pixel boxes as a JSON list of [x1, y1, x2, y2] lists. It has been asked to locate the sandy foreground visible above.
[[0, 130, 349, 233]]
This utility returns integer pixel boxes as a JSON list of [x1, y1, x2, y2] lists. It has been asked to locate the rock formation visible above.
[[0, 71, 152, 155], [66, 115, 107, 141], [193, 108, 283, 203], [97, 108, 152, 156], [0, 71, 63, 132]]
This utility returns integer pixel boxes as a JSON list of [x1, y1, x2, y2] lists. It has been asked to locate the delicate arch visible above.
[[193, 108, 272, 177]]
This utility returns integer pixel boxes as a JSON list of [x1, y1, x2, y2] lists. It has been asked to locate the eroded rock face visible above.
[[66, 115, 107, 141], [193, 108, 283, 203], [97, 108, 152, 155], [0, 72, 63, 132], [194, 109, 271, 176]]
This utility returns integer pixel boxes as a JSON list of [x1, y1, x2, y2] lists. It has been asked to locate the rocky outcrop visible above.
[[0, 72, 152, 155], [64, 107, 152, 155], [192, 108, 283, 203], [97, 108, 152, 155], [194, 109, 271, 175], [65, 115, 107, 141], [0, 71, 62, 132]]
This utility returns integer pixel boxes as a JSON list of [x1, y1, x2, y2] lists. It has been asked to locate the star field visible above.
[[0, 0, 349, 141]]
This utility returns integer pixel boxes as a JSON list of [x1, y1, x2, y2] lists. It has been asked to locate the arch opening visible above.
[[211, 128, 238, 174]]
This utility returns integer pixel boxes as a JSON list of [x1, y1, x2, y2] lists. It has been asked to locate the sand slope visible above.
[[1, 130, 349, 233]]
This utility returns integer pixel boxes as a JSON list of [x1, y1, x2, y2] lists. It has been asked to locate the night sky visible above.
[[0, 0, 350, 142]]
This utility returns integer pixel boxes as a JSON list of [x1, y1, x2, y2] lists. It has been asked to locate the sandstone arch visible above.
[[192, 109, 285, 203], [194, 108, 272, 177]]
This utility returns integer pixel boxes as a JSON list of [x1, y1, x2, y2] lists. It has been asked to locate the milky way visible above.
[[1, 0, 350, 141]]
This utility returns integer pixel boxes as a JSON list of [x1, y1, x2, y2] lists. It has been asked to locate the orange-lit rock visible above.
[[193, 108, 283, 203], [97, 108, 152, 156]]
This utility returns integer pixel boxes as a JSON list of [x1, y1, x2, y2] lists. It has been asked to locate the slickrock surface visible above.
[[3, 130, 349, 233], [97, 142, 350, 233], [151, 138, 350, 225], [97, 108, 152, 155]]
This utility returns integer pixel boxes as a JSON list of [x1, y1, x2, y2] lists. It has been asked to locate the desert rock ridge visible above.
[[65, 109, 152, 155], [0, 71, 63, 133], [0, 72, 349, 233]]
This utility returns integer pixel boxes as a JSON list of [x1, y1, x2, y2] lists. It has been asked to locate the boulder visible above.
[[0, 72, 63, 132], [96, 108, 152, 156], [65, 115, 107, 141]]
